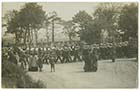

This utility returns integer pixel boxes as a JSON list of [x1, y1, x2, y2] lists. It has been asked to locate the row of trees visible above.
[[5, 3, 45, 46], [4, 3, 61, 47], [64, 3, 138, 45], [4, 3, 138, 47]]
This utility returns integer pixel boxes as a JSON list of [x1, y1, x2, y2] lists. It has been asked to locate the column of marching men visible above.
[[2, 41, 128, 72], [2, 43, 82, 72]]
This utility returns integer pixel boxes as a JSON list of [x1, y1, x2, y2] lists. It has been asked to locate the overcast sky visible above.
[[2, 2, 98, 20]]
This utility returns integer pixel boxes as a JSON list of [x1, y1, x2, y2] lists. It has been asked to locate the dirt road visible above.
[[28, 58, 138, 88]]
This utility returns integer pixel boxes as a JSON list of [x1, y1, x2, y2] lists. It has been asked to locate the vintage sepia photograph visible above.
[[1, 2, 138, 88]]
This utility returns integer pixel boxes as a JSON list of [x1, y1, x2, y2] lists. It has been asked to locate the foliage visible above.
[[72, 10, 98, 44], [72, 10, 93, 30], [81, 23, 101, 44], [6, 10, 22, 44], [72, 3, 137, 45], [19, 3, 45, 29], [118, 3, 138, 41], [6, 3, 46, 45], [6, 10, 20, 33], [93, 3, 121, 41], [2, 59, 46, 88], [46, 11, 61, 42], [62, 20, 77, 42]]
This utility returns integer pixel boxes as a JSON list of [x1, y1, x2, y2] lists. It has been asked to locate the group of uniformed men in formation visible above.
[[2, 43, 85, 72], [3, 41, 125, 72]]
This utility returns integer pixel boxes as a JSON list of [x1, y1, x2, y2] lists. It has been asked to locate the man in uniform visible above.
[[42, 47, 50, 64], [8, 48, 18, 65], [20, 52, 27, 70], [62, 46, 71, 63], [60, 47, 65, 63], [38, 54, 43, 72], [110, 47, 116, 62], [73, 45, 81, 62], [55, 47, 62, 63], [49, 48, 56, 72]]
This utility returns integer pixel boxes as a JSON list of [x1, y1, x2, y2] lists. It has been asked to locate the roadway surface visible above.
[[28, 58, 138, 88]]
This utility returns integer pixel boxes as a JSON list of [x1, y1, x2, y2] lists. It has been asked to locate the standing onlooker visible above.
[[49, 49, 56, 72], [8, 49, 18, 65], [38, 54, 43, 72], [28, 54, 38, 71]]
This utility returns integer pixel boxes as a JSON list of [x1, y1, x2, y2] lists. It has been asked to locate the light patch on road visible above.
[[28, 58, 138, 88]]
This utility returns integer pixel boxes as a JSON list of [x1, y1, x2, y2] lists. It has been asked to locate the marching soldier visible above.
[[55, 47, 62, 63], [45, 47, 51, 64], [49, 48, 56, 72], [8, 49, 18, 65], [62, 46, 71, 63], [68, 46, 72, 62], [38, 54, 43, 72], [111, 47, 116, 62], [73, 45, 81, 62], [60, 47, 65, 63], [20, 52, 27, 70], [42, 48, 50, 64], [70, 45, 74, 62]]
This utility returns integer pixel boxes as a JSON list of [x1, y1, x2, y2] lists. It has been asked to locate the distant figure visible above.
[[20, 53, 27, 70], [111, 47, 116, 62], [38, 54, 43, 72], [8, 50, 18, 65], [62, 47, 71, 63], [55, 47, 62, 63], [49, 49, 56, 72], [28, 54, 38, 71], [90, 49, 98, 72], [15, 52, 20, 65], [73, 46, 81, 62]]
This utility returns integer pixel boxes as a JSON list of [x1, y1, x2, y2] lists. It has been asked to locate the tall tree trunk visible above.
[[30, 30, 33, 46], [35, 29, 38, 47], [46, 26, 49, 43], [24, 29, 27, 46], [28, 29, 32, 47], [27, 29, 30, 45], [15, 32, 18, 45], [112, 29, 116, 62], [69, 34, 72, 44], [15, 32, 20, 45], [52, 20, 54, 42]]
